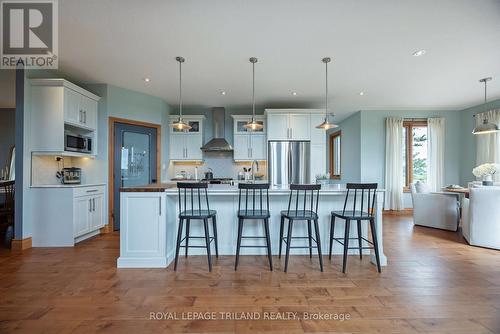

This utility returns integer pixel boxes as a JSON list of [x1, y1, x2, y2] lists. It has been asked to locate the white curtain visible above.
[[384, 117, 404, 210], [427, 118, 445, 191], [476, 110, 500, 181]]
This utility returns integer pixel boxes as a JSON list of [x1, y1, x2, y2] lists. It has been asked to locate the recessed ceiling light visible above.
[[220, 91, 226, 95], [292, 91, 298, 96], [359, 91, 365, 96], [412, 50, 426, 57], [143, 77, 151, 82]]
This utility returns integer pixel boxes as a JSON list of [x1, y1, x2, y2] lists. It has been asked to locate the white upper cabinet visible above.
[[169, 115, 204, 161], [265, 109, 327, 142], [266, 114, 289, 140], [64, 88, 82, 125], [288, 114, 310, 140], [30, 79, 100, 156], [232, 115, 266, 161], [266, 110, 315, 141]]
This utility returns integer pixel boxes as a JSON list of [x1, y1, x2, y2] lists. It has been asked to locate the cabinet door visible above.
[[289, 114, 310, 140], [74, 196, 91, 237], [250, 135, 266, 160], [185, 134, 203, 160], [64, 88, 82, 125], [233, 135, 250, 160], [120, 193, 166, 260], [81, 96, 98, 130], [91, 195, 104, 229], [310, 144, 326, 183], [169, 135, 185, 160], [310, 114, 328, 144], [267, 114, 289, 140]]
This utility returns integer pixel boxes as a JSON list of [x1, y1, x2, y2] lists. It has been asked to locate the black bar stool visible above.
[[235, 182, 272, 271], [279, 184, 322, 272], [329, 183, 381, 273], [174, 182, 218, 272]]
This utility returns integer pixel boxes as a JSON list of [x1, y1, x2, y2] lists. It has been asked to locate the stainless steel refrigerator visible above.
[[268, 141, 310, 186]]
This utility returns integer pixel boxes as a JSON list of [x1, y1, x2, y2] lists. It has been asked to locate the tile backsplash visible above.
[[31, 154, 102, 185], [168, 152, 267, 180]]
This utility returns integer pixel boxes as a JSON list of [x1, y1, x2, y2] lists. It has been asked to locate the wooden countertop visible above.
[[120, 183, 177, 192]]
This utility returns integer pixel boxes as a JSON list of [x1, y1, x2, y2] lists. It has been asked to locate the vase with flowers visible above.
[[472, 163, 500, 186]]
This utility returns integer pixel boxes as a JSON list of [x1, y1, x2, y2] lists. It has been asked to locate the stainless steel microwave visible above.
[[64, 132, 92, 154]]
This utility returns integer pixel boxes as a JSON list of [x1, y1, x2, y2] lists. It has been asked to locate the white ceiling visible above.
[[58, 0, 500, 120]]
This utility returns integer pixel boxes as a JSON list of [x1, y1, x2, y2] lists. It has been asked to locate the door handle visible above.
[[84, 111, 87, 124], [159, 197, 162, 216], [93, 198, 95, 211], [88, 199, 92, 212], [79, 110, 82, 123]]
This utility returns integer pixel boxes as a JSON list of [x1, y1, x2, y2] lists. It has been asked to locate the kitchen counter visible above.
[[120, 183, 177, 192], [164, 183, 385, 195], [31, 183, 106, 188], [118, 183, 387, 269]]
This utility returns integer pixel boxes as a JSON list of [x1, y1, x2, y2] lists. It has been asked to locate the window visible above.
[[329, 132, 341, 179], [403, 120, 428, 189]]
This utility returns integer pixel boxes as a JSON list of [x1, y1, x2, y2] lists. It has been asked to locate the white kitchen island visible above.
[[117, 183, 387, 269]]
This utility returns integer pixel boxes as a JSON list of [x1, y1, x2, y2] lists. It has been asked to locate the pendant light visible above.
[[243, 57, 263, 131], [316, 57, 338, 130], [473, 77, 499, 135], [171, 56, 192, 131]]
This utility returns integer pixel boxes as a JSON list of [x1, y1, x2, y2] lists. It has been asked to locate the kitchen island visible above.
[[117, 183, 387, 269]]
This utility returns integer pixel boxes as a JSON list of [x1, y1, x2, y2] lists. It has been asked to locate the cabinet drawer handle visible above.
[[86, 189, 98, 193]]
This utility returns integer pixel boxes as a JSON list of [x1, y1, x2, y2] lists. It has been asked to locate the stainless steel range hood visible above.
[[200, 107, 233, 152]]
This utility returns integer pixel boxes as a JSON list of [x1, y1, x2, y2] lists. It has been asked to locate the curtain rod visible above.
[[403, 118, 428, 121]]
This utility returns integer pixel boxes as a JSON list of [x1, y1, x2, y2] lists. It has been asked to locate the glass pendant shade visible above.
[[244, 57, 262, 131], [244, 117, 263, 131], [171, 56, 192, 131], [315, 116, 338, 130], [315, 57, 338, 130], [473, 77, 497, 135], [172, 117, 191, 131], [472, 118, 500, 135]]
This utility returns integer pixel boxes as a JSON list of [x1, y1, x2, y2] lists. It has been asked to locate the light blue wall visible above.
[[359, 110, 462, 187], [85, 84, 172, 182], [326, 111, 361, 183], [459, 98, 500, 184]]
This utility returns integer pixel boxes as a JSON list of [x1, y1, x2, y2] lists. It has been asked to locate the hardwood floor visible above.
[[1, 214, 500, 333]]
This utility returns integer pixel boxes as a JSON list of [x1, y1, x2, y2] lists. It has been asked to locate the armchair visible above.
[[410, 182, 460, 231], [462, 187, 500, 250]]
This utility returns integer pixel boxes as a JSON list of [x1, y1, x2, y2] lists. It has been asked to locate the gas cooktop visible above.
[[200, 178, 234, 185]]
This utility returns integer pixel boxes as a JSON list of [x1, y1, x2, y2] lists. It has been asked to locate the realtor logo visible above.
[[1, 0, 58, 69]]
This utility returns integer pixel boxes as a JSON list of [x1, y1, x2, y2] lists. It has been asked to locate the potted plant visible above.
[[472, 163, 500, 186], [315, 173, 331, 185]]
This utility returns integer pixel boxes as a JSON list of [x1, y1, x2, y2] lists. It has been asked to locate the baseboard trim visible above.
[[384, 209, 413, 216], [100, 224, 112, 234], [11, 237, 32, 251]]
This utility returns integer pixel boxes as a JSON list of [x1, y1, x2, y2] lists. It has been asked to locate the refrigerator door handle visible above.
[[288, 142, 292, 185]]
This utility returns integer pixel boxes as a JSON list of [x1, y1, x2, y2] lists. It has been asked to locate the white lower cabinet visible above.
[[31, 185, 106, 247], [73, 192, 105, 238], [74, 196, 91, 238], [117, 192, 167, 268]]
